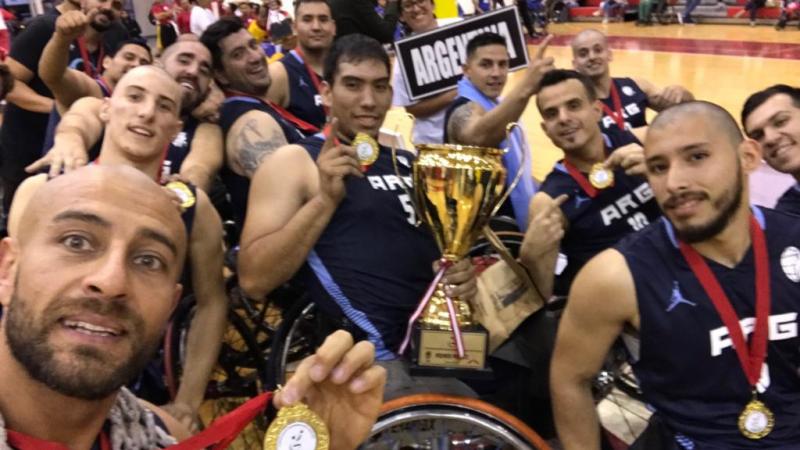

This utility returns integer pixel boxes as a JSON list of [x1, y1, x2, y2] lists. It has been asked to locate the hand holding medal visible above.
[[317, 119, 364, 206], [269, 330, 387, 450]]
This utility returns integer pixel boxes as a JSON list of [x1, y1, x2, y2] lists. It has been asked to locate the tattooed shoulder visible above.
[[232, 116, 289, 178], [447, 102, 475, 145]]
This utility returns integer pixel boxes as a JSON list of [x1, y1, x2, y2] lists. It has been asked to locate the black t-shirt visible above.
[[0, 12, 127, 179]]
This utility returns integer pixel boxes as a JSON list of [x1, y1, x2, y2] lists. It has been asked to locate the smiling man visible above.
[[443, 32, 553, 229], [551, 101, 800, 449], [741, 85, 800, 215]]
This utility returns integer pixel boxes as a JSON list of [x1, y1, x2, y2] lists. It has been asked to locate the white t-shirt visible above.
[[391, 60, 447, 145], [190, 6, 218, 35]]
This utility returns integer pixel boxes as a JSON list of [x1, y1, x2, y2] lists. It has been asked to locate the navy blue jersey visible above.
[[616, 207, 800, 448], [159, 115, 200, 183], [279, 51, 327, 129], [775, 184, 800, 216], [42, 78, 112, 158], [219, 97, 306, 224], [540, 141, 661, 297], [297, 135, 440, 360], [599, 77, 648, 140]]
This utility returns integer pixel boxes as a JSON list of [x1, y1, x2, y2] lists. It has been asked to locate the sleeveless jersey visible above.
[[442, 96, 471, 144], [160, 115, 200, 183], [616, 207, 800, 448], [599, 77, 648, 145], [219, 97, 306, 224], [279, 51, 327, 129], [774, 184, 800, 216], [41, 78, 111, 156], [296, 135, 440, 360], [540, 135, 661, 297]]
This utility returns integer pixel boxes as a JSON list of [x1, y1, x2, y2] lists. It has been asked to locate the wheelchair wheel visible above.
[[264, 293, 319, 389], [361, 394, 551, 449]]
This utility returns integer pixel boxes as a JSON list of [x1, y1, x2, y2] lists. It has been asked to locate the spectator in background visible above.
[[392, 0, 455, 144], [595, 0, 626, 22], [265, 0, 290, 29], [176, 0, 193, 33], [234, 0, 256, 26], [775, 0, 800, 29], [248, 5, 269, 42], [151, 0, 178, 53], [682, 0, 701, 23], [190, 0, 218, 35], [330, 0, 399, 43], [734, 0, 765, 25], [120, 9, 142, 36], [637, 0, 655, 24]]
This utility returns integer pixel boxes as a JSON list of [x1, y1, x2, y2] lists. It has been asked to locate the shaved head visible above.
[[648, 101, 743, 150], [571, 29, 607, 55], [113, 65, 182, 110], [18, 165, 187, 264]]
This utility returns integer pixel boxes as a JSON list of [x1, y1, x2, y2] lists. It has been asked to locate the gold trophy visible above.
[[395, 123, 526, 377]]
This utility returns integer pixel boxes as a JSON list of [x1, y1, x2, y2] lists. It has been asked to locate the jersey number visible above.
[[627, 212, 649, 231], [398, 194, 416, 225]]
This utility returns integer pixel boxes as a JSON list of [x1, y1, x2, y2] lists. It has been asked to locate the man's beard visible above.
[[670, 169, 744, 244], [4, 289, 158, 400], [89, 10, 115, 32]]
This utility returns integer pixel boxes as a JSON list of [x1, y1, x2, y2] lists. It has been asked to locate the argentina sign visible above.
[[394, 6, 529, 101]]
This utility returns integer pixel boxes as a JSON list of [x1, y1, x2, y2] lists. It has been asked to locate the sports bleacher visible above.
[[568, 0, 782, 24]]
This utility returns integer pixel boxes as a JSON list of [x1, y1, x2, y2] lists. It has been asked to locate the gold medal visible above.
[[353, 133, 379, 169], [588, 163, 614, 190], [263, 402, 329, 450], [738, 396, 774, 440], [165, 181, 196, 210]]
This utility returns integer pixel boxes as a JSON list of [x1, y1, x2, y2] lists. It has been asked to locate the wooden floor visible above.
[[387, 22, 800, 180]]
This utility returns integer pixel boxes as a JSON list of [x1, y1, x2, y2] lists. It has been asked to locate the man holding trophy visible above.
[[238, 33, 488, 399]]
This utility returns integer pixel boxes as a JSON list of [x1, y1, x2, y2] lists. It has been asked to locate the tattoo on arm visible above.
[[234, 118, 288, 178], [447, 103, 474, 145]]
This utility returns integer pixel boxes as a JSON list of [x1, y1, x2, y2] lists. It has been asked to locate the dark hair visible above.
[[200, 17, 244, 71], [108, 38, 152, 61], [323, 33, 389, 84], [294, 0, 331, 15], [651, 101, 743, 148], [537, 69, 597, 105], [466, 32, 506, 60], [741, 84, 800, 131]]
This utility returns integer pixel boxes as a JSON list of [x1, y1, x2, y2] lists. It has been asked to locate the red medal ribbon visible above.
[[96, 76, 113, 96], [7, 430, 110, 450], [292, 48, 329, 117], [77, 37, 104, 79], [223, 89, 319, 134], [563, 160, 599, 198], [6, 392, 272, 450], [677, 215, 770, 388], [600, 81, 625, 131]]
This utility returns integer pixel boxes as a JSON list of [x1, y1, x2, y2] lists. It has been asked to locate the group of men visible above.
[[1, 0, 800, 447]]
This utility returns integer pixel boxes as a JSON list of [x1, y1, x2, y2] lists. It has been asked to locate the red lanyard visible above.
[[321, 123, 340, 145], [77, 37, 103, 79], [292, 48, 329, 117], [600, 81, 625, 130], [563, 160, 599, 198], [678, 215, 770, 388], [7, 430, 110, 450], [96, 76, 112, 96], [223, 89, 319, 134]]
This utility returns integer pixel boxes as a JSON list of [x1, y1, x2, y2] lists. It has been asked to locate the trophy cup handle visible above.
[[391, 114, 423, 226], [490, 122, 529, 218]]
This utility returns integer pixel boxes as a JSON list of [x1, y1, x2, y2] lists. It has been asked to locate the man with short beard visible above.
[[0, 0, 128, 223], [266, 0, 336, 130], [741, 85, 800, 215], [551, 101, 800, 449], [28, 37, 224, 193], [0, 165, 386, 449], [201, 17, 308, 224]]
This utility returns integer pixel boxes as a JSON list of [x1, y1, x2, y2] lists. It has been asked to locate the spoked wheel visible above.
[[361, 394, 551, 449], [595, 342, 648, 448], [264, 294, 319, 390]]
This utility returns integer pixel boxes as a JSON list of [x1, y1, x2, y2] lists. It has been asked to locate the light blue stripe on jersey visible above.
[[307, 250, 395, 360]]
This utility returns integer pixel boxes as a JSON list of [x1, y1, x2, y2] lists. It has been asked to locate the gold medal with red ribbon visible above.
[[353, 132, 379, 171], [678, 215, 773, 440]]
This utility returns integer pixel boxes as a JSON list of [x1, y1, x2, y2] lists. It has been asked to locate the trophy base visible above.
[[409, 323, 493, 379]]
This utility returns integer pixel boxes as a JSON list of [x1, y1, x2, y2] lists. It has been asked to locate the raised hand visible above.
[[524, 34, 556, 96], [55, 10, 90, 41], [274, 331, 386, 450], [604, 143, 645, 176], [316, 118, 363, 207], [522, 193, 568, 260]]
